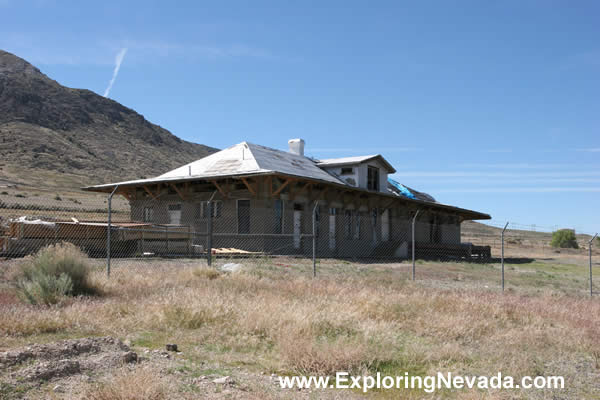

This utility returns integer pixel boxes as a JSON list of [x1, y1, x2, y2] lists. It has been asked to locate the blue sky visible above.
[[1, 0, 599, 233]]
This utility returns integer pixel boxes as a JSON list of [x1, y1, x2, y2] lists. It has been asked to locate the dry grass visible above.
[[84, 367, 169, 400], [192, 266, 222, 280], [1, 258, 599, 398]]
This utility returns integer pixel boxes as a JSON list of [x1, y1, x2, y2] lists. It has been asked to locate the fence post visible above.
[[312, 202, 318, 278], [501, 222, 509, 291], [590, 233, 598, 297], [106, 185, 119, 278], [411, 209, 420, 281], [165, 226, 169, 255], [187, 225, 191, 257], [207, 201, 213, 267]]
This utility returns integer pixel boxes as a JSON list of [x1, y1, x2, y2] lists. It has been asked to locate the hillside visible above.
[[0, 50, 217, 189]]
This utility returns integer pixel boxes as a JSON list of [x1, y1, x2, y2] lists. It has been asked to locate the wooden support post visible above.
[[273, 178, 293, 196], [143, 185, 158, 200], [120, 191, 132, 201], [240, 178, 257, 196], [211, 180, 228, 199], [170, 183, 187, 201]]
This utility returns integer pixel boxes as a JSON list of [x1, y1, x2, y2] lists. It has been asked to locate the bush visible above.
[[16, 243, 98, 305], [17, 269, 73, 305], [550, 229, 579, 249]]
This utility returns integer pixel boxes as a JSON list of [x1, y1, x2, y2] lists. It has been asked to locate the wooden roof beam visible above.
[[143, 185, 158, 200], [119, 190, 133, 202], [240, 177, 257, 196], [211, 180, 229, 199], [272, 178, 293, 196], [170, 183, 187, 201]]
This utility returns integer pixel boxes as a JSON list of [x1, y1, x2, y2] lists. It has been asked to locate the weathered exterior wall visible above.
[[128, 184, 463, 258]]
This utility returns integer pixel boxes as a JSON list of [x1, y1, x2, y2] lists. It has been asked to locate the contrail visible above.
[[103, 48, 128, 97]]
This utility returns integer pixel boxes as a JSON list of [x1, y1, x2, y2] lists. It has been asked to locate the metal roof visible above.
[[84, 142, 345, 190], [81, 142, 490, 220], [316, 154, 396, 173]]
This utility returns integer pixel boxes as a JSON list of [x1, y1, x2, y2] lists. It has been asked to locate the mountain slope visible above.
[[0, 50, 218, 188]]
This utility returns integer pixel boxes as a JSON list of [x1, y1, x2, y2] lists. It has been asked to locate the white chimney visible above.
[[288, 138, 305, 156]]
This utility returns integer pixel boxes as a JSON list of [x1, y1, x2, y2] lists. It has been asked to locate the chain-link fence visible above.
[[463, 221, 599, 295], [1, 188, 598, 295]]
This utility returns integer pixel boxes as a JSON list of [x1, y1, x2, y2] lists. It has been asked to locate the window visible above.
[[274, 199, 284, 234], [237, 199, 250, 234], [367, 166, 380, 191], [143, 207, 154, 222], [196, 201, 222, 219], [213, 201, 222, 218], [195, 203, 204, 219], [340, 167, 354, 175]]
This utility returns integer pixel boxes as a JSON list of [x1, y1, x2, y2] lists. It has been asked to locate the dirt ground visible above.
[[0, 336, 364, 400]]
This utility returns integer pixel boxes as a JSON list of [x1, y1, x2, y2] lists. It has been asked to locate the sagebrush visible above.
[[15, 242, 98, 304]]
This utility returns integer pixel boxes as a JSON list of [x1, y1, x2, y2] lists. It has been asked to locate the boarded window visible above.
[[143, 207, 154, 222], [274, 199, 284, 234], [367, 166, 380, 191], [237, 200, 250, 234], [168, 204, 182, 225]]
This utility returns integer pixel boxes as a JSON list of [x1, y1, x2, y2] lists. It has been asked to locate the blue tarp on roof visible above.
[[387, 178, 416, 199]]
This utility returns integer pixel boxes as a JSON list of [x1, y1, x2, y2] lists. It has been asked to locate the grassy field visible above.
[[1, 253, 599, 399]]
